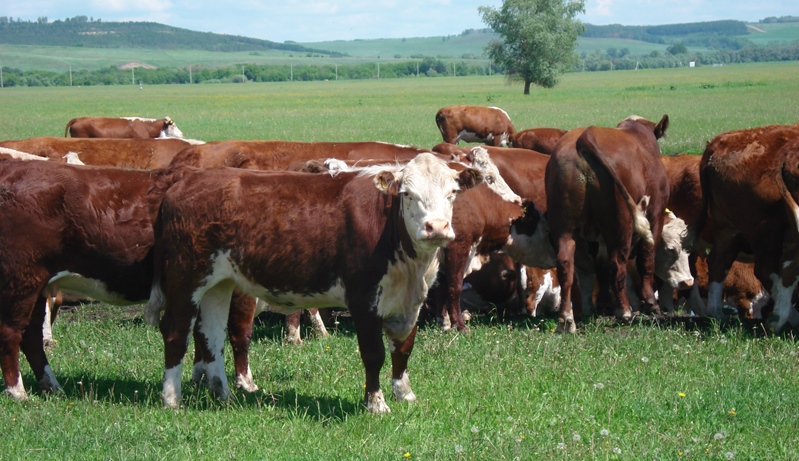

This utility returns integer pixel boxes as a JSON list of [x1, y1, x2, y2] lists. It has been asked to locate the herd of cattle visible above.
[[1, 107, 798, 413]]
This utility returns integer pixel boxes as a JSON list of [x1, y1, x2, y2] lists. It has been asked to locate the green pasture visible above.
[[1, 61, 797, 155], [1, 62, 799, 459]]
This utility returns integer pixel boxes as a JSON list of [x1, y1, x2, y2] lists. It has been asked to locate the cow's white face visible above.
[[374, 152, 482, 251], [161, 117, 185, 138], [467, 147, 522, 205], [656, 214, 694, 289]]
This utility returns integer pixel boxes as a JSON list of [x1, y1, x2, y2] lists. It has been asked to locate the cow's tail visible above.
[[779, 144, 799, 241], [577, 128, 654, 245], [435, 111, 446, 135], [143, 164, 195, 326], [64, 118, 77, 137], [688, 141, 714, 250]]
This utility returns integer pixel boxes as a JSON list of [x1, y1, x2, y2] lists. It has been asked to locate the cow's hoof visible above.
[[556, 318, 577, 334], [365, 390, 391, 414], [615, 308, 633, 323]]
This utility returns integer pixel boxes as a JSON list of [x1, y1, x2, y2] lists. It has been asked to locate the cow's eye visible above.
[[486, 175, 494, 184]]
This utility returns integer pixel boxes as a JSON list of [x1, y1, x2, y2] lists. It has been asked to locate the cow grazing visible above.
[[545, 115, 670, 332], [144, 153, 483, 412], [435, 105, 516, 147], [0, 160, 158, 399], [65, 116, 184, 139], [695, 125, 799, 331], [0, 137, 199, 169], [511, 127, 568, 154]]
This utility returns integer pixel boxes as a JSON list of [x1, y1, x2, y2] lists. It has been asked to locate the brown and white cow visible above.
[[144, 153, 483, 412], [695, 124, 799, 331], [0, 147, 49, 161], [0, 160, 159, 399], [0, 136, 199, 169], [545, 115, 670, 332], [435, 105, 516, 147], [65, 116, 184, 139], [511, 127, 568, 155], [170, 140, 432, 170]]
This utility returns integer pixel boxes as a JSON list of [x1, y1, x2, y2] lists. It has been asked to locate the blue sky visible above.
[[1, 1, 795, 43]]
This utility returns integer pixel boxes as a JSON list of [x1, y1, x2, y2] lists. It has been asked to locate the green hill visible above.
[[0, 16, 797, 73]]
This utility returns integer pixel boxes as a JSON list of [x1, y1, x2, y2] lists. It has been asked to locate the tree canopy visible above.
[[479, 0, 585, 94]]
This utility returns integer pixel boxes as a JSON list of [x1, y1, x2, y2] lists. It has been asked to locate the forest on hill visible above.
[[0, 15, 341, 56]]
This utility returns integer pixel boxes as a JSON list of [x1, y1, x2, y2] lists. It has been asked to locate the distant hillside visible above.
[[0, 15, 341, 56]]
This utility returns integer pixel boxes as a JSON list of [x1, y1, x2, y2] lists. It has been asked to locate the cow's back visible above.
[[169, 140, 429, 171]]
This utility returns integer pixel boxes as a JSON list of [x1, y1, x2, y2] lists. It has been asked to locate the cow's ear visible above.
[[374, 171, 400, 196], [456, 168, 483, 191], [654, 114, 669, 139]]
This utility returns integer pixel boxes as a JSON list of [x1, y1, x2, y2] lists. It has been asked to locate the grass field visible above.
[[1, 62, 799, 460]]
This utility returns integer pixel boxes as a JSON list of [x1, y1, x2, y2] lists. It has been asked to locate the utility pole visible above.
[[1, 66, 3, 88], [416, 61, 419, 77], [69, 64, 72, 86], [290, 64, 293, 81], [377, 62, 380, 79], [335, 63, 338, 80], [189, 64, 192, 84], [132, 67, 135, 85]]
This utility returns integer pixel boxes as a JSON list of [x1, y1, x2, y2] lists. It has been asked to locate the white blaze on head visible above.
[[372, 152, 482, 250], [160, 117, 185, 138], [63, 151, 84, 165], [467, 146, 522, 205], [655, 213, 693, 289]]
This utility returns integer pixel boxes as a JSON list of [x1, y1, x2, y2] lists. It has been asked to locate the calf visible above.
[[65, 116, 184, 139], [696, 125, 799, 331], [144, 153, 483, 412], [435, 105, 516, 147], [546, 115, 670, 332]]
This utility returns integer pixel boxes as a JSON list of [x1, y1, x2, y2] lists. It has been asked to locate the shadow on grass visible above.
[[29, 372, 366, 420]]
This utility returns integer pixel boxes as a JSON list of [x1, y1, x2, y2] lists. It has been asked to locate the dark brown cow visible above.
[[144, 153, 483, 412], [545, 115, 670, 332], [0, 137, 198, 169], [65, 116, 184, 139], [696, 124, 799, 331], [511, 127, 568, 154], [0, 160, 157, 399], [435, 105, 516, 147], [170, 140, 432, 170]]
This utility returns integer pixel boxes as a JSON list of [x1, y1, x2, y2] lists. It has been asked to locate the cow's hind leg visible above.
[[554, 233, 578, 333], [195, 281, 235, 401], [1, 294, 41, 400], [228, 292, 258, 392], [21, 296, 62, 394], [160, 289, 198, 408]]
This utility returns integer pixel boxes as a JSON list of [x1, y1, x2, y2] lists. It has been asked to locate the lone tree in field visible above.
[[480, 0, 585, 94]]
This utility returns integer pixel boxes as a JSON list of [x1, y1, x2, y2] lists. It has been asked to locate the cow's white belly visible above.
[[45, 271, 140, 305], [457, 130, 490, 144], [254, 281, 348, 315]]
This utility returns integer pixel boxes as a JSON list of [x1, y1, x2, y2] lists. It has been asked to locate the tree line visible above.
[[0, 58, 499, 87]]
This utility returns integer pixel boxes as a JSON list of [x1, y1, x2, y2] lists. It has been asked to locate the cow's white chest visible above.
[[376, 250, 439, 339]]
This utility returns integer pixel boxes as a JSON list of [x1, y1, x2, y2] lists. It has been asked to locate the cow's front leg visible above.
[[351, 305, 389, 413], [388, 325, 417, 403]]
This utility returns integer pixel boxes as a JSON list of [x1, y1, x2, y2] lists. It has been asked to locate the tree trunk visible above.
[[524, 80, 531, 95]]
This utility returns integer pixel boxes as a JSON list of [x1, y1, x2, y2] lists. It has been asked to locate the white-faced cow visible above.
[[435, 105, 516, 147], [695, 124, 799, 332], [65, 116, 184, 139], [144, 153, 483, 413]]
